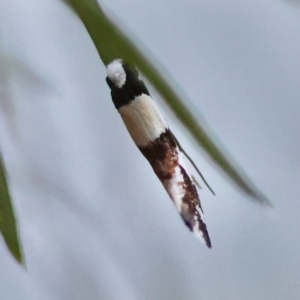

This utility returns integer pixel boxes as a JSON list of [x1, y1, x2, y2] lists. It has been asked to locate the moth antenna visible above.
[[191, 175, 202, 189], [171, 132, 216, 196]]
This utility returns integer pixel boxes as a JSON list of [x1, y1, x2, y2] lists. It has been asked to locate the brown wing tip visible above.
[[194, 216, 212, 248], [183, 217, 212, 248], [194, 227, 212, 248], [200, 228, 212, 248], [206, 238, 212, 248]]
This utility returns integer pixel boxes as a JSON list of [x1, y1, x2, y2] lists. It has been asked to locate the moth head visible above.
[[106, 59, 126, 88], [106, 59, 150, 109]]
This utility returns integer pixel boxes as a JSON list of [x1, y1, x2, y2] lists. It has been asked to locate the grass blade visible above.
[[65, 0, 271, 205], [0, 154, 23, 265]]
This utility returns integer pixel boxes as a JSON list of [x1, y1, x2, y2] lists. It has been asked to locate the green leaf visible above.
[[64, 0, 271, 206], [0, 154, 23, 265]]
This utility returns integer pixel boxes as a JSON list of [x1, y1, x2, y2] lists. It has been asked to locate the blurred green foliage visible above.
[[65, 0, 271, 206], [0, 154, 23, 265]]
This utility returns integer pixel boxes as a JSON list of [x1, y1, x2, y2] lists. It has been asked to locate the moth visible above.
[[106, 59, 212, 248]]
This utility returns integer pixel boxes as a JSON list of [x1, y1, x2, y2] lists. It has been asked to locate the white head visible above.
[[107, 59, 126, 88]]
